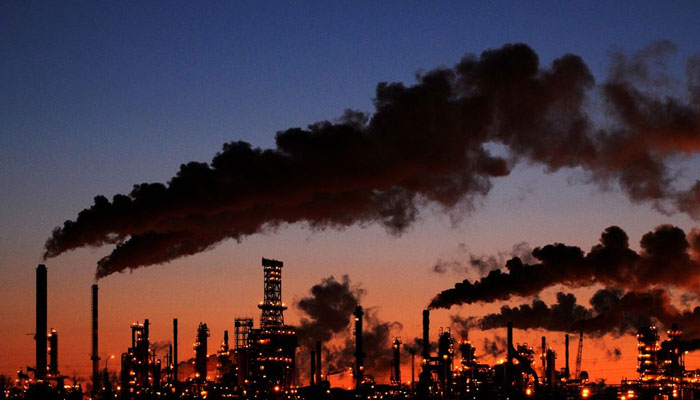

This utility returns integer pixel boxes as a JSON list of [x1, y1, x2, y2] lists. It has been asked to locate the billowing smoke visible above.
[[482, 335, 508, 358], [150, 340, 172, 354], [430, 225, 700, 309], [433, 242, 533, 275], [479, 292, 591, 333], [295, 275, 363, 348], [451, 314, 476, 339], [43, 41, 700, 278], [330, 309, 402, 379], [606, 347, 623, 361], [294, 275, 400, 381], [472, 288, 700, 338]]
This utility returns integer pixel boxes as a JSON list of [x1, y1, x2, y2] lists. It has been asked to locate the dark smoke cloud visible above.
[[482, 335, 507, 358], [430, 225, 700, 309], [479, 293, 591, 332], [42, 42, 700, 278], [606, 347, 622, 361], [295, 275, 363, 348], [475, 288, 700, 338], [326, 308, 402, 381], [294, 276, 401, 381]]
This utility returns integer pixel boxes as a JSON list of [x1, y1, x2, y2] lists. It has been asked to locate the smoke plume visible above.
[[43, 42, 700, 277], [294, 275, 401, 381], [295, 275, 363, 348], [430, 225, 700, 309], [482, 335, 508, 358], [474, 288, 700, 338], [606, 347, 622, 361], [433, 242, 533, 275]]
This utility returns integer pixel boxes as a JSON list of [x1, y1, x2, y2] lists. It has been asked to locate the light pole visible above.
[[104, 354, 115, 370]]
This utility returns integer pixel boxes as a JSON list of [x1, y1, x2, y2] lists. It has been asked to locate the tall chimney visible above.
[[173, 318, 178, 383], [422, 309, 430, 360], [315, 341, 322, 384], [48, 329, 58, 376], [91, 284, 100, 392], [506, 322, 513, 388], [392, 337, 402, 386], [195, 322, 209, 381], [565, 333, 570, 379], [541, 336, 546, 377], [310, 350, 316, 386], [353, 305, 365, 390], [35, 264, 47, 380], [546, 349, 556, 388]]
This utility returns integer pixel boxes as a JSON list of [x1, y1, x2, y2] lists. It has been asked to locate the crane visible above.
[[575, 327, 584, 380]]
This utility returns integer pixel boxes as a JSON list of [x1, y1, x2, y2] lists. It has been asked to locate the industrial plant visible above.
[[6, 261, 700, 400]]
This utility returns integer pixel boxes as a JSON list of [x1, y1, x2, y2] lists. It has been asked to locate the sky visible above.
[[1, 0, 700, 386]]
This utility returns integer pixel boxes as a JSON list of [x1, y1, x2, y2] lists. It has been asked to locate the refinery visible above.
[[5, 261, 700, 400]]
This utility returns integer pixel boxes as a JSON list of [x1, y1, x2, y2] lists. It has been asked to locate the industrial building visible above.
[[10, 262, 700, 400]]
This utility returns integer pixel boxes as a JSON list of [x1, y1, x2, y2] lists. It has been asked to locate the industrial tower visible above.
[[246, 258, 298, 392], [258, 258, 287, 328]]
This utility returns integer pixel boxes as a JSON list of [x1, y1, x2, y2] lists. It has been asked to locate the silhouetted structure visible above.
[[35, 264, 47, 380], [48, 329, 58, 376], [354, 305, 365, 390], [194, 322, 209, 382], [120, 319, 161, 397], [91, 284, 99, 394], [392, 337, 401, 386]]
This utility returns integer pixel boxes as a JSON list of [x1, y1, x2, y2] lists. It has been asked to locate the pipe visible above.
[[48, 329, 58, 375], [546, 349, 556, 388], [392, 338, 401, 386], [36, 264, 47, 379], [541, 336, 546, 378], [173, 318, 178, 383], [91, 284, 100, 392], [506, 322, 513, 388], [422, 310, 430, 360], [354, 305, 364, 390], [565, 333, 570, 379], [315, 341, 322, 385]]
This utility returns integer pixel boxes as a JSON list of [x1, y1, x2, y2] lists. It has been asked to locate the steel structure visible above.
[[258, 258, 286, 328]]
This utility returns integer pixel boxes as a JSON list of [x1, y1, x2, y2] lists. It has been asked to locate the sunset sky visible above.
[[2, 1, 700, 386]]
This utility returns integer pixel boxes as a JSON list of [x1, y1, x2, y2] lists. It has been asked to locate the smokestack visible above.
[[91, 284, 100, 393], [35, 264, 47, 380], [354, 305, 365, 390], [546, 349, 556, 388], [48, 329, 58, 376], [422, 309, 430, 360], [310, 350, 316, 386], [173, 318, 178, 383], [541, 336, 546, 372], [392, 337, 402, 386], [315, 341, 322, 385], [195, 322, 209, 382], [565, 334, 570, 379], [506, 322, 513, 389]]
